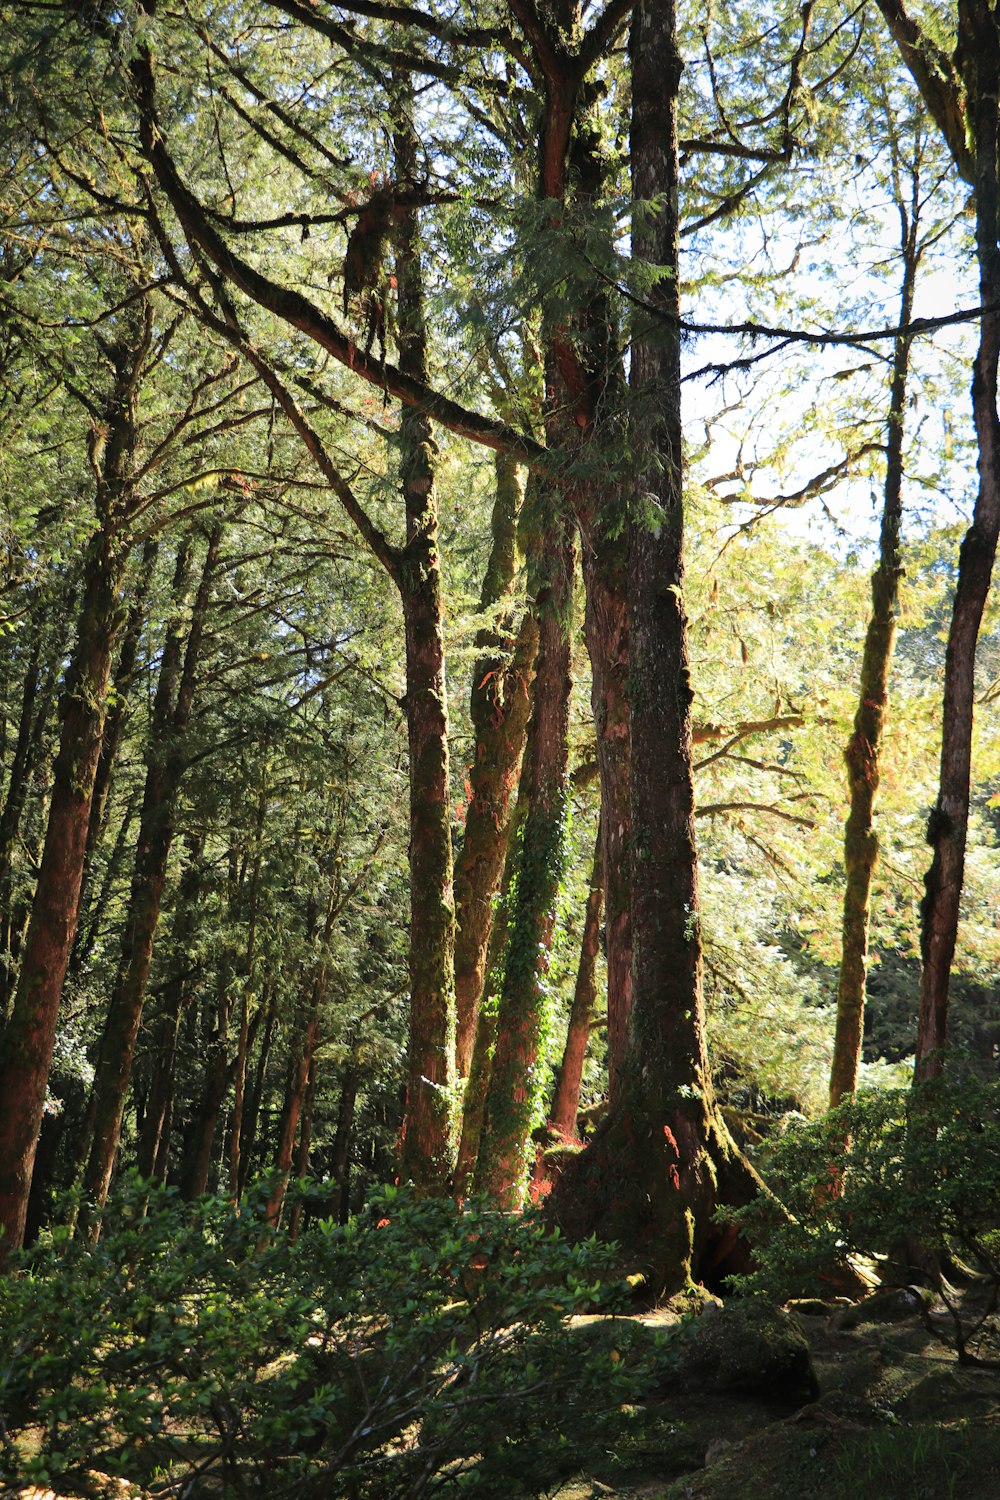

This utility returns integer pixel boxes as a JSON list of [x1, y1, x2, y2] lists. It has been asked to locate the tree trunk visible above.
[[0, 324, 146, 1257], [330, 1060, 359, 1224], [135, 832, 204, 1181], [915, 3, 1000, 1081], [452, 790, 521, 1196], [393, 89, 457, 1187], [287, 1056, 317, 1241], [77, 538, 159, 917], [0, 621, 56, 1021], [238, 983, 279, 1197], [547, 0, 760, 1294], [81, 526, 219, 1219], [579, 521, 631, 1097], [474, 500, 575, 1206], [550, 818, 604, 1138], [454, 454, 536, 1076], [181, 970, 236, 1200], [829, 192, 918, 1107]]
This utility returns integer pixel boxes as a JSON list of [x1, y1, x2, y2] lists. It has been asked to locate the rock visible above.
[[670, 1301, 819, 1404], [836, 1285, 928, 1329], [787, 1297, 840, 1317]]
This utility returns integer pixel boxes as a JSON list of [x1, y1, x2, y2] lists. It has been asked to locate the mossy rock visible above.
[[669, 1302, 819, 1403], [837, 1286, 928, 1329]]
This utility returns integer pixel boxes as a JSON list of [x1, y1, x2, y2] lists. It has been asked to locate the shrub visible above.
[[726, 1077, 1000, 1362], [0, 1176, 638, 1496]]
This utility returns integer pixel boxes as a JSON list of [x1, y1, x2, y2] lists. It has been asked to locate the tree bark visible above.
[[474, 498, 575, 1206], [454, 454, 536, 1076], [547, 0, 761, 1294], [550, 817, 604, 1139], [181, 969, 236, 1199], [135, 832, 204, 1182], [829, 175, 918, 1107], [913, 2, 1000, 1081], [80, 524, 219, 1224], [393, 87, 457, 1187], [0, 320, 147, 1258]]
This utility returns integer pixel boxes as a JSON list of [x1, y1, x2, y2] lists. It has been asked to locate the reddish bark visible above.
[[913, 3, 1000, 1081], [0, 322, 147, 1258], [474, 500, 575, 1206], [454, 454, 537, 1076], [549, 819, 604, 1138], [547, 0, 761, 1293], [79, 529, 219, 1224]]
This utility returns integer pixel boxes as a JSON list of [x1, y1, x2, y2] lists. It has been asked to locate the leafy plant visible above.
[[0, 1176, 640, 1497], [726, 1077, 1000, 1363]]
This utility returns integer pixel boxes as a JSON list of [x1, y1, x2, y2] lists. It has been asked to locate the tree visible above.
[[873, 0, 1000, 1081]]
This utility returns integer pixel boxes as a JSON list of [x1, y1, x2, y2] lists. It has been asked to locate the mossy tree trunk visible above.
[[393, 88, 457, 1187], [830, 170, 919, 1107], [0, 312, 149, 1258], [547, 0, 761, 1294], [474, 491, 575, 1207], [454, 454, 537, 1077], [452, 768, 524, 1196]]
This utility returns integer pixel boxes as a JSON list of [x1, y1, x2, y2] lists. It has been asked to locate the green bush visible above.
[[0, 1176, 639, 1496], [726, 1077, 1000, 1360]]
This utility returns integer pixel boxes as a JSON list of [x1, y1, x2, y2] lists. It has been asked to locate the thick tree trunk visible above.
[[452, 796, 520, 1196], [474, 501, 575, 1206], [0, 623, 56, 1021], [393, 93, 457, 1187], [830, 218, 917, 1107], [0, 327, 145, 1257], [76, 538, 159, 918], [915, 4, 1000, 1081], [547, 0, 760, 1294], [80, 526, 219, 1223], [454, 454, 536, 1076], [579, 521, 631, 1096], [550, 818, 604, 1138]]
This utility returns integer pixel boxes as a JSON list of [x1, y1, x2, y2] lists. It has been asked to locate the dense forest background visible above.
[[4, 0, 1000, 1491]]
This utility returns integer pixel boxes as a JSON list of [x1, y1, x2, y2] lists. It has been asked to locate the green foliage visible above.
[[727, 1078, 1000, 1359], [0, 1177, 639, 1497]]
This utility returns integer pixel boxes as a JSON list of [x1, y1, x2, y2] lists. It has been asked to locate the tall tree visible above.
[[874, 0, 1000, 1080], [548, 0, 761, 1293]]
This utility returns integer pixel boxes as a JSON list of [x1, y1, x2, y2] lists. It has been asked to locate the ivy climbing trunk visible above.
[[454, 454, 536, 1077], [0, 315, 148, 1258], [393, 86, 456, 1186], [829, 183, 918, 1108], [474, 493, 575, 1207], [547, 0, 761, 1293]]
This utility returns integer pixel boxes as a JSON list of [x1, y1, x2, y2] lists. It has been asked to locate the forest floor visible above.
[[555, 1284, 1000, 1500]]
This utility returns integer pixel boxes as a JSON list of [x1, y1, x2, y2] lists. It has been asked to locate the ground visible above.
[[551, 1283, 1000, 1500]]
